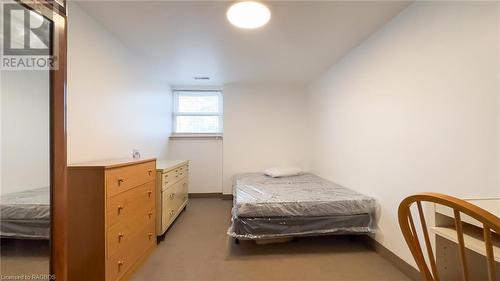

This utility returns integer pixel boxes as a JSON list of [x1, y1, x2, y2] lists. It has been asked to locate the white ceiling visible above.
[[77, 1, 411, 86]]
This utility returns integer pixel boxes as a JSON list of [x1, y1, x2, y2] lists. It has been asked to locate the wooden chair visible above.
[[398, 192, 500, 281]]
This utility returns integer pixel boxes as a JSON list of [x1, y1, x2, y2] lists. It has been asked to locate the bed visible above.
[[227, 173, 377, 240], [0, 187, 50, 239]]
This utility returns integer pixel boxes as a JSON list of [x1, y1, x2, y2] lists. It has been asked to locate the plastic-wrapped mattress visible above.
[[228, 173, 377, 239], [0, 187, 50, 239]]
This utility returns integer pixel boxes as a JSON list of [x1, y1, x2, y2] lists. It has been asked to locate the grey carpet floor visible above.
[[0, 239, 50, 279], [132, 198, 410, 281]]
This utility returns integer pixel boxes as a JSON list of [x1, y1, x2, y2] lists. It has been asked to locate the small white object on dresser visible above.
[[156, 160, 189, 239]]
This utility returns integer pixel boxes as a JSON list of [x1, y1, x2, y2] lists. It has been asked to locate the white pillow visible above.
[[263, 166, 303, 178]]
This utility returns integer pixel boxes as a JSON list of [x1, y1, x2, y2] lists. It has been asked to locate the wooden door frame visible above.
[[10, 1, 68, 280]]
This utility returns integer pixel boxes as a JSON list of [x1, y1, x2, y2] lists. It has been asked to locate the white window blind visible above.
[[172, 90, 223, 134]]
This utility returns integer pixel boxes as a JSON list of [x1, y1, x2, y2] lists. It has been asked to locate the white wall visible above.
[[167, 138, 223, 193], [1, 71, 49, 194], [67, 2, 171, 163], [167, 83, 307, 195], [223, 83, 307, 194], [307, 1, 500, 268]]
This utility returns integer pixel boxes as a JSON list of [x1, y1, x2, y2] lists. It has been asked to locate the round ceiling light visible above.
[[227, 1, 271, 29]]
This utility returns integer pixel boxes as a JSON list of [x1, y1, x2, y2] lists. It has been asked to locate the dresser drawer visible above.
[[177, 165, 187, 179], [161, 167, 183, 189], [180, 178, 188, 202], [107, 206, 155, 258], [161, 189, 179, 229], [173, 179, 186, 207], [106, 221, 155, 281], [161, 186, 177, 211], [106, 161, 155, 197], [106, 182, 155, 227], [162, 208, 176, 230]]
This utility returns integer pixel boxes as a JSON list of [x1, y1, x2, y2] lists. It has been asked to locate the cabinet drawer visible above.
[[107, 206, 155, 258], [162, 180, 186, 210], [180, 179, 188, 202], [161, 168, 181, 190], [162, 208, 176, 230], [106, 182, 155, 227], [106, 161, 155, 198], [161, 187, 180, 228], [161, 186, 178, 211], [177, 165, 187, 179], [161, 164, 188, 189], [106, 221, 155, 281], [173, 179, 186, 207]]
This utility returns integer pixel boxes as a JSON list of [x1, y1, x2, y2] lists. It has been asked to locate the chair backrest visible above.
[[398, 192, 500, 281]]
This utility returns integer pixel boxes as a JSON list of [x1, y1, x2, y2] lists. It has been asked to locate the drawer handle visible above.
[[169, 193, 175, 200], [117, 205, 124, 214], [148, 170, 153, 176], [118, 232, 124, 242], [118, 260, 125, 270], [148, 232, 153, 239], [179, 173, 183, 176], [117, 178, 125, 186], [169, 210, 174, 216], [148, 211, 153, 218], [147, 190, 153, 198]]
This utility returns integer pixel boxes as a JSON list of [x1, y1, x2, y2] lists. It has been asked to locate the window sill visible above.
[[169, 133, 223, 140]]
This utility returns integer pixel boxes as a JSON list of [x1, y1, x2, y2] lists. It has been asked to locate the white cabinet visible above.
[[430, 198, 500, 280], [155, 160, 189, 238]]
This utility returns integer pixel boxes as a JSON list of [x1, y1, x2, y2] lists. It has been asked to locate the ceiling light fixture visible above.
[[227, 1, 271, 29]]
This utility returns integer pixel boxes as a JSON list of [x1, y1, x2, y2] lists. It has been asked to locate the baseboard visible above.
[[359, 235, 421, 281], [188, 193, 233, 200], [188, 193, 221, 198]]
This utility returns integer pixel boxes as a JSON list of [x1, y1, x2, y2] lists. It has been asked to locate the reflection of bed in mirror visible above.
[[0, 187, 50, 239], [0, 0, 65, 278]]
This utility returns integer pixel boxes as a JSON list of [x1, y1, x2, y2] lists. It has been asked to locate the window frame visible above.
[[171, 90, 224, 136]]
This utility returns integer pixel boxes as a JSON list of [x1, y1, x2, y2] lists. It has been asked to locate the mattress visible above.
[[233, 173, 377, 218], [231, 214, 372, 239], [0, 187, 50, 239], [228, 173, 378, 239]]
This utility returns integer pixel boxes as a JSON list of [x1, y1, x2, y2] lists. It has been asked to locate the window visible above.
[[172, 90, 223, 134]]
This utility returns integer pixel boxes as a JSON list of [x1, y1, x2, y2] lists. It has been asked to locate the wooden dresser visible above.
[[67, 158, 157, 281], [156, 160, 189, 238]]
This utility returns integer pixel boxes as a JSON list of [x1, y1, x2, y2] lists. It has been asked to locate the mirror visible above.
[[0, 1, 52, 278]]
